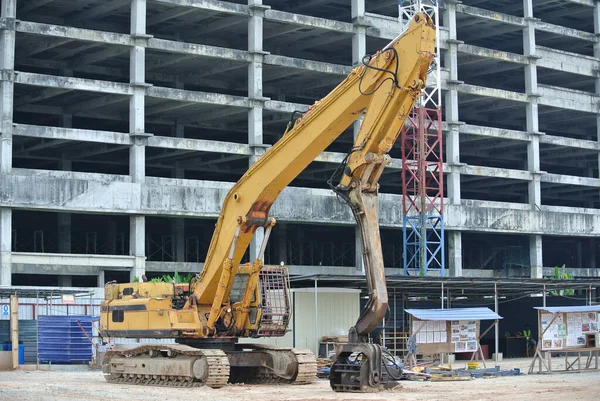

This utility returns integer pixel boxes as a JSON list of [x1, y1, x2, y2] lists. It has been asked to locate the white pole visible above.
[[494, 282, 499, 362], [543, 284, 546, 307], [314, 279, 318, 357]]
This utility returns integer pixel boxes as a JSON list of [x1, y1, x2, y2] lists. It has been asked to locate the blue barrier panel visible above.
[[38, 315, 97, 364]]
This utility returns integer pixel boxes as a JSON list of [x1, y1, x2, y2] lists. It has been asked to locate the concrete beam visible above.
[[456, 4, 525, 27], [264, 54, 350, 75], [13, 124, 132, 145], [362, 12, 450, 46], [146, 135, 251, 155], [458, 83, 528, 102], [535, 20, 596, 42], [11, 252, 135, 267], [145, 261, 201, 272], [446, 200, 600, 236], [456, 4, 595, 42], [264, 9, 353, 33], [15, 72, 132, 95], [453, 164, 531, 181], [2, 171, 600, 236], [537, 46, 598, 77], [147, 38, 251, 62], [146, 86, 249, 107], [457, 123, 530, 142], [457, 44, 528, 65], [16, 21, 133, 46], [537, 84, 600, 113], [543, 173, 600, 187], [151, 0, 249, 16], [541, 135, 600, 151]]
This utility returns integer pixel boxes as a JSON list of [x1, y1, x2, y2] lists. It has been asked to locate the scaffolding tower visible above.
[[399, 0, 445, 276]]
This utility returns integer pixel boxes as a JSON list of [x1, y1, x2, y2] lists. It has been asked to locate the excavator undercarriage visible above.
[[102, 343, 316, 388]]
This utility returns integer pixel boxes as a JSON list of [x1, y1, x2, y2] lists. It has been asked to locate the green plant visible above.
[[543, 264, 574, 296], [148, 272, 193, 283], [132, 276, 140, 283]]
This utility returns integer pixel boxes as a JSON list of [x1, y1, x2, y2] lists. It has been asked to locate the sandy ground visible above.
[[0, 357, 598, 401]]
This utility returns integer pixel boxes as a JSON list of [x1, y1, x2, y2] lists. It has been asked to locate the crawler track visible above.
[[103, 344, 229, 388]]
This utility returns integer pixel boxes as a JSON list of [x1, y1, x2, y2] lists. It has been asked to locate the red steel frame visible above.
[[401, 107, 444, 217]]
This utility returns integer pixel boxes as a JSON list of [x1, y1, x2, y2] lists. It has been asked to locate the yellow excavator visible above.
[[100, 13, 435, 393]]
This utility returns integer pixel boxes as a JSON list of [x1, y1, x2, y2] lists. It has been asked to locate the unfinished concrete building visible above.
[[0, 0, 598, 287]]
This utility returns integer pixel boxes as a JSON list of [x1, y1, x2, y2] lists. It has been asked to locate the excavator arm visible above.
[[189, 14, 435, 351]]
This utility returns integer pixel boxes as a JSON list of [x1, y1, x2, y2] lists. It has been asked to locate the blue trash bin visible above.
[[4, 342, 24, 364]]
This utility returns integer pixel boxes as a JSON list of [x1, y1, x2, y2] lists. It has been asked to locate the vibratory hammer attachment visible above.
[[329, 329, 401, 393]]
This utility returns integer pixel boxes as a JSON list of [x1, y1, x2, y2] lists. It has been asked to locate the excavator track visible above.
[[102, 344, 230, 388], [228, 347, 317, 385]]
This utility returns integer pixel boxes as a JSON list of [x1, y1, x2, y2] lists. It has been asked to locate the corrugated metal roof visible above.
[[534, 305, 600, 314], [405, 307, 502, 321]]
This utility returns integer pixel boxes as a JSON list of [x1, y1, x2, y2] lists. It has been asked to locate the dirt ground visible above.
[[0, 357, 598, 401]]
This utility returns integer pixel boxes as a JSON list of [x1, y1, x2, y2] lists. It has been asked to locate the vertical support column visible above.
[[594, 2, 600, 204], [248, 0, 270, 261], [277, 223, 287, 264], [529, 234, 543, 278], [523, 0, 542, 208], [448, 231, 462, 277], [444, 0, 463, 206], [97, 270, 106, 288], [10, 295, 18, 369], [129, 0, 151, 282], [353, 0, 366, 274], [0, 208, 11, 285], [58, 161, 72, 255], [0, 0, 16, 286]]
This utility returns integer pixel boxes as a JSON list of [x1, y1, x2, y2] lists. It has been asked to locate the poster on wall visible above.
[[450, 320, 477, 353], [542, 311, 599, 350], [413, 320, 448, 344]]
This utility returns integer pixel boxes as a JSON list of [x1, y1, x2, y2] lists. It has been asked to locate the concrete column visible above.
[[174, 218, 185, 262], [448, 231, 462, 277], [58, 214, 71, 254], [107, 220, 117, 254], [130, 215, 145, 281], [355, 226, 364, 273], [529, 234, 543, 278], [0, 0, 15, 175], [352, 0, 366, 140], [351, 0, 367, 274], [248, 0, 270, 261], [58, 275, 72, 287], [0, 0, 15, 286], [444, 0, 463, 205], [523, 0, 542, 208], [594, 2, 600, 203], [58, 160, 72, 254], [0, 209, 11, 286], [277, 223, 288, 264], [129, 0, 149, 281], [97, 270, 106, 288]]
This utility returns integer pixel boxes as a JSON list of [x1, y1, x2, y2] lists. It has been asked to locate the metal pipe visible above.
[[314, 279, 319, 357], [257, 226, 273, 261], [36, 291, 39, 370], [441, 281, 444, 309], [494, 282, 499, 362], [543, 284, 546, 307], [393, 288, 397, 356]]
